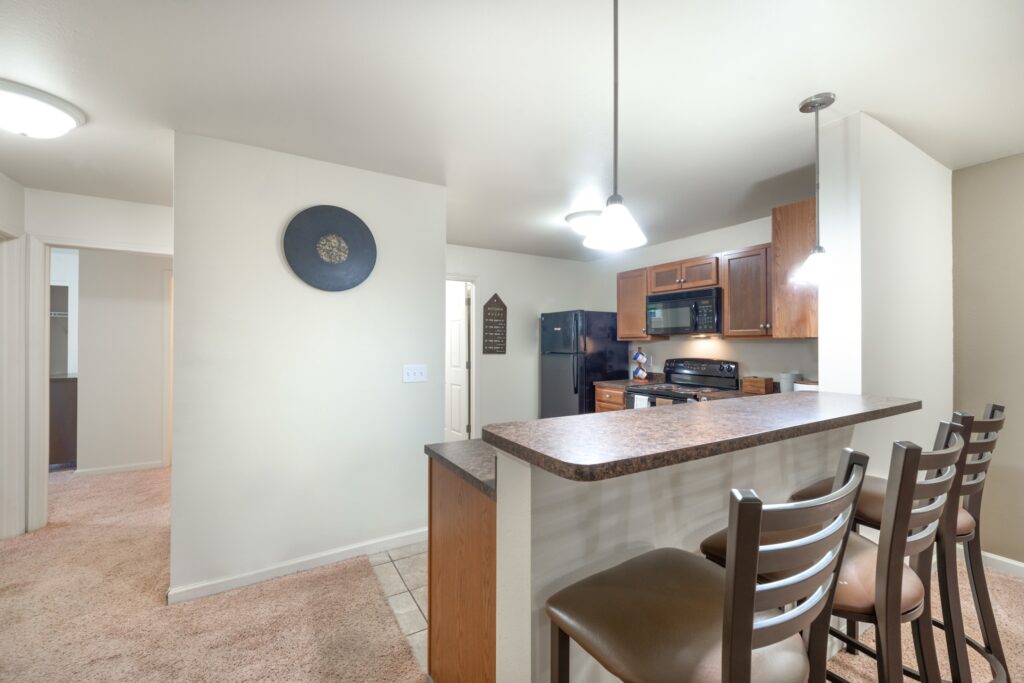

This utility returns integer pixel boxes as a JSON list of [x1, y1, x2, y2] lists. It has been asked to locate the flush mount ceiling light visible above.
[[565, 209, 602, 236], [791, 91, 835, 285], [566, 0, 647, 251], [0, 78, 86, 139]]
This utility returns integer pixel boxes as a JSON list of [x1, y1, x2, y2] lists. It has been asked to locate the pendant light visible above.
[[574, 0, 647, 251], [791, 92, 835, 284]]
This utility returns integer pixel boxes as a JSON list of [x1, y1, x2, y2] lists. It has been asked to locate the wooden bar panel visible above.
[[429, 458, 496, 682]]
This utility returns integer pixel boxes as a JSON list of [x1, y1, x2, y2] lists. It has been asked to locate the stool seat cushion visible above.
[[700, 530, 925, 617], [790, 475, 977, 536], [545, 547, 810, 683], [832, 532, 925, 616]]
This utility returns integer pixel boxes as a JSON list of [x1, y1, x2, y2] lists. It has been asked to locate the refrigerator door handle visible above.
[[573, 356, 579, 394]]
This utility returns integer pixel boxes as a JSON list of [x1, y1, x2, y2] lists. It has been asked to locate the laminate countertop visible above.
[[424, 439, 497, 499], [482, 392, 920, 482]]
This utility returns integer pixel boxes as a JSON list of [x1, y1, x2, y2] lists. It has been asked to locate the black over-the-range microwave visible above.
[[646, 287, 721, 336]]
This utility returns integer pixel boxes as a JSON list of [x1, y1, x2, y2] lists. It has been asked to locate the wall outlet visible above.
[[402, 364, 428, 383]]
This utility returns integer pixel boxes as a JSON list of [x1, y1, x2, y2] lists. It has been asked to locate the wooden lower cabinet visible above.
[[595, 385, 625, 409], [429, 459, 496, 682]]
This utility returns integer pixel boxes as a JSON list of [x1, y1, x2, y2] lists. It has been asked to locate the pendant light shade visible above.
[[583, 196, 647, 250], [567, 0, 647, 252], [791, 92, 835, 285]]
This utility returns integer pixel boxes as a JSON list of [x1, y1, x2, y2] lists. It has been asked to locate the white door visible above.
[[444, 280, 471, 441]]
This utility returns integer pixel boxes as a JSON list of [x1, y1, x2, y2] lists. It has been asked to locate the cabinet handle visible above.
[[759, 323, 766, 329], [642, 327, 646, 333], [675, 278, 681, 284]]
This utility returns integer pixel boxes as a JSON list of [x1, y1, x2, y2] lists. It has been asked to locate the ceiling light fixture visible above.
[[791, 91, 835, 285], [565, 209, 602, 236], [0, 78, 86, 139], [570, 0, 647, 251]]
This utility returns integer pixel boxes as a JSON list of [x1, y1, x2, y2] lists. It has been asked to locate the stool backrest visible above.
[[722, 449, 868, 681], [951, 405, 1005, 522], [875, 422, 965, 622]]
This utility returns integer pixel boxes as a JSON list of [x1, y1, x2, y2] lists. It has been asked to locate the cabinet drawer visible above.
[[595, 386, 625, 406], [595, 401, 623, 413]]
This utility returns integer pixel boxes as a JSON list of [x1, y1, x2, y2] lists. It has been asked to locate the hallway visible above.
[[0, 469, 425, 682]]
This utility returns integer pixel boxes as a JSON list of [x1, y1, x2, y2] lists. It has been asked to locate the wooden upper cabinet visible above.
[[771, 198, 818, 338], [720, 245, 771, 337], [648, 256, 719, 293], [616, 268, 664, 341]]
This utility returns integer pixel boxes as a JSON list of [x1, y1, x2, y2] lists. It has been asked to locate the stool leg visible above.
[[844, 618, 858, 654], [551, 623, 570, 683], [807, 608, 831, 683], [963, 534, 1009, 677], [937, 533, 972, 683], [877, 612, 904, 683], [910, 552, 942, 683]]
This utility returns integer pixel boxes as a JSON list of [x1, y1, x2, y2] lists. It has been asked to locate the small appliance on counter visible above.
[[624, 357, 739, 408], [646, 287, 720, 336], [540, 311, 629, 418]]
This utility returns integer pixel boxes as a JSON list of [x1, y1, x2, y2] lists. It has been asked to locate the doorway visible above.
[[444, 280, 473, 441]]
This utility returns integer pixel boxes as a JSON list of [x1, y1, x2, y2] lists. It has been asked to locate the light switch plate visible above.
[[402, 364, 428, 383]]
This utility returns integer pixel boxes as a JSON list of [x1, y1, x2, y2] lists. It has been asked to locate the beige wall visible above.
[[77, 249, 173, 473], [954, 153, 1024, 561], [0, 171, 24, 238], [170, 133, 446, 601]]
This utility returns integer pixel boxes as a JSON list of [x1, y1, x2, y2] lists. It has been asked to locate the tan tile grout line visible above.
[[387, 552, 428, 632]]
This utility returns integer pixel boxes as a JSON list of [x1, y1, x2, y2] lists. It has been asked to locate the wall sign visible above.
[[283, 205, 377, 291], [482, 294, 507, 355]]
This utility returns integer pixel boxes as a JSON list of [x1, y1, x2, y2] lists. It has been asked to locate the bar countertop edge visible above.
[[481, 392, 922, 482], [424, 439, 497, 499]]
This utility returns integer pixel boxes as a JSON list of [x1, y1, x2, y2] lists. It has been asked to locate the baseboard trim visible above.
[[166, 526, 428, 605], [74, 461, 165, 475], [979, 549, 1024, 578]]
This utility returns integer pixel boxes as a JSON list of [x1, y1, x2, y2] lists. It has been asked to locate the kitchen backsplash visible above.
[[629, 338, 818, 381]]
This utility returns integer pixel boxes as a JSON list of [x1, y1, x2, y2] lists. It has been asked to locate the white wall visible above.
[[0, 171, 25, 238], [77, 249, 172, 474], [0, 236, 27, 538], [49, 248, 79, 375], [170, 133, 446, 601], [820, 113, 953, 474], [588, 217, 820, 380], [25, 189, 173, 254], [446, 245, 600, 434], [953, 152, 1024, 561]]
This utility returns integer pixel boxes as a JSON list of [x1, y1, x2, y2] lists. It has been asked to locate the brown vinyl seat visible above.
[[790, 474, 977, 536], [546, 548, 810, 683], [546, 450, 869, 683], [700, 530, 926, 617]]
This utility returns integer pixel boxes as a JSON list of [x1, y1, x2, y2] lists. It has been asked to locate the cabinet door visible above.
[[771, 199, 817, 338], [679, 256, 718, 289], [721, 245, 771, 337], [647, 262, 683, 293], [617, 268, 652, 339]]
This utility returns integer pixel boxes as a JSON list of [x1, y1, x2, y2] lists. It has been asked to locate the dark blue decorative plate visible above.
[[283, 205, 377, 291]]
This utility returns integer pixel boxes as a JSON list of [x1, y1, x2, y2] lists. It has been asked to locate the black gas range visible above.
[[624, 358, 739, 408]]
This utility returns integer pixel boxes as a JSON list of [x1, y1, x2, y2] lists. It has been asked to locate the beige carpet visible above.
[[0, 468, 427, 682], [829, 555, 1023, 681]]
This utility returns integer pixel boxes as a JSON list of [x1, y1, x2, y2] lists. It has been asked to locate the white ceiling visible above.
[[1, 1, 1022, 260]]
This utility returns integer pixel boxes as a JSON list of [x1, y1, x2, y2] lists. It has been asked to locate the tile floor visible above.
[[370, 542, 428, 672]]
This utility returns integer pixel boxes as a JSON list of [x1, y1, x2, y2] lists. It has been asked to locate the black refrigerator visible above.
[[540, 311, 629, 418]]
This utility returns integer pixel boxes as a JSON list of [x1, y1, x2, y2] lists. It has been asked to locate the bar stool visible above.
[[702, 422, 965, 682], [935, 406, 1009, 683], [545, 449, 867, 683], [790, 408, 1010, 682]]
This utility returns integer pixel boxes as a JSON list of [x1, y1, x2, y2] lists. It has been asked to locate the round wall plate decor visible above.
[[283, 205, 377, 291]]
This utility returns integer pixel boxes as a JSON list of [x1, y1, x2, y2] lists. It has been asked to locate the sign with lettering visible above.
[[482, 294, 507, 355]]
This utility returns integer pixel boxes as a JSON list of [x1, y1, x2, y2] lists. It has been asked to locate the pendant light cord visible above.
[[814, 107, 820, 247], [612, 0, 619, 197]]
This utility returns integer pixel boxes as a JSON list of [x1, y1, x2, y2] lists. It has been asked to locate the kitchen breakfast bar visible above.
[[424, 392, 920, 683]]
